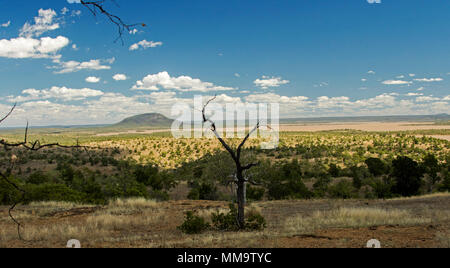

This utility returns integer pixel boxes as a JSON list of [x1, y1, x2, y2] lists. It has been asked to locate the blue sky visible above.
[[0, 0, 449, 126]]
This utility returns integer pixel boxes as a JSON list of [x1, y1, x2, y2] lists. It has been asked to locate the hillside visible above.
[[113, 113, 174, 129]]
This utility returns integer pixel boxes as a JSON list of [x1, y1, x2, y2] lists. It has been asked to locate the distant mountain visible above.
[[113, 113, 173, 129]]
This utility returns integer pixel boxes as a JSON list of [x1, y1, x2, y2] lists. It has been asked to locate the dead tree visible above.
[[202, 97, 260, 229], [80, 0, 146, 44], [0, 105, 96, 239]]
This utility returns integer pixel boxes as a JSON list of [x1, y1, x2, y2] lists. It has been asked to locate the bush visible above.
[[264, 160, 312, 200], [313, 175, 331, 198], [211, 204, 239, 231], [178, 211, 210, 234], [365, 158, 389, 177], [245, 209, 266, 231], [0, 176, 24, 205], [211, 204, 267, 231], [246, 185, 265, 201], [25, 183, 85, 204], [329, 180, 357, 199], [328, 164, 341, 177], [370, 177, 395, 199], [391, 156, 423, 197], [188, 182, 219, 201]]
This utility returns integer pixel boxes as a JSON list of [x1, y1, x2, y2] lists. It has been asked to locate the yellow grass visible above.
[[390, 192, 450, 201], [284, 207, 431, 235]]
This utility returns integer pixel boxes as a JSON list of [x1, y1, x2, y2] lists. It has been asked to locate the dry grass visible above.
[[284, 207, 431, 235], [435, 232, 450, 248], [1, 196, 449, 248], [390, 192, 450, 201]]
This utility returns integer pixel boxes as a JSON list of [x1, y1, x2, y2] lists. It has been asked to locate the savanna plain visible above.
[[0, 121, 449, 248]]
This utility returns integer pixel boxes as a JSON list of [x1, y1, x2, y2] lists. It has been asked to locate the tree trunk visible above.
[[236, 170, 246, 229]]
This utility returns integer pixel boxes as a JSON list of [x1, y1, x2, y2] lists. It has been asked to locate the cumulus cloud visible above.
[[382, 80, 412, 85], [1, 21, 11, 28], [2, 90, 449, 127], [254, 76, 290, 89], [113, 74, 128, 81], [132, 71, 235, 92], [0, 36, 69, 59], [7, 86, 104, 103], [406, 93, 423, 96], [416, 96, 441, 102], [414, 78, 443, 82], [20, 9, 60, 38], [86, 76, 100, 83], [52, 58, 112, 74], [129, 40, 163, 51]]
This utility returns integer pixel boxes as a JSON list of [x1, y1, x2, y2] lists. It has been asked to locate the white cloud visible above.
[[113, 74, 128, 81], [409, 74, 416, 77], [368, 70, 376, 74], [406, 93, 423, 96], [7, 86, 104, 103], [416, 96, 440, 102], [1, 21, 11, 28], [86, 76, 100, 83], [52, 58, 112, 74], [382, 80, 412, 85], [61, 7, 69, 15], [254, 76, 290, 89], [132, 71, 235, 92], [129, 40, 162, 51], [20, 9, 60, 38], [414, 78, 443, 82], [0, 36, 69, 59], [2, 90, 449, 127]]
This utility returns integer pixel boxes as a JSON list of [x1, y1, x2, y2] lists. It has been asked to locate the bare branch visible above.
[[237, 122, 260, 161], [0, 104, 16, 124], [80, 0, 146, 45], [242, 162, 259, 171], [0, 106, 101, 240], [202, 96, 238, 162]]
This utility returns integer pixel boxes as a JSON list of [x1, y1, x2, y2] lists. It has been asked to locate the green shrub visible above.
[[313, 175, 331, 198], [178, 211, 210, 234], [211, 204, 239, 231], [246, 185, 265, 201], [365, 158, 389, 176], [0, 176, 24, 205], [391, 156, 423, 197], [211, 204, 267, 231], [245, 210, 266, 231], [329, 180, 357, 199], [25, 183, 85, 204], [188, 182, 219, 201]]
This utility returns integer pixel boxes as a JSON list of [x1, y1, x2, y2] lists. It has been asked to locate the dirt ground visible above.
[[0, 194, 449, 248]]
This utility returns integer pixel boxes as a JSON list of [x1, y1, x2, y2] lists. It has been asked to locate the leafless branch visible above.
[[0, 105, 100, 240], [0, 103, 16, 124], [201, 97, 261, 228], [80, 0, 146, 45]]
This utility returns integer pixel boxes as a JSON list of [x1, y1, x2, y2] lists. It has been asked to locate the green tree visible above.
[[391, 156, 423, 197]]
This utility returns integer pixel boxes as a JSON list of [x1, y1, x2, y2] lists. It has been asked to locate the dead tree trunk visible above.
[[202, 97, 260, 229]]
